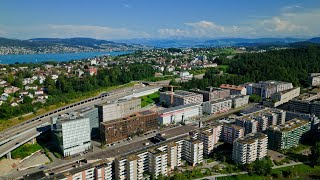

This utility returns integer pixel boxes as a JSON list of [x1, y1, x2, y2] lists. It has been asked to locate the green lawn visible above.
[[11, 142, 43, 159], [218, 164, 320, 180], [141, 92, 160, 107]]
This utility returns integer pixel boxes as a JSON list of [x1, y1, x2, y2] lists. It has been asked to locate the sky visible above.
[[0, 0, 320, 40]]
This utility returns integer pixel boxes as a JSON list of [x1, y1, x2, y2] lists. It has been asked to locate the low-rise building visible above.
[[220, 84, 247, 95], [160, 90, 203, 107], [232, 133, 268, 164], [308, 73, 320, 86], [264, 87, 300, 107], [100, 110, 158, 144], [231, 95, 249, 108], [267, 119, 311, 150], [158, 103, 202, 126], [96, 98, 141, 122], [190, 87, 230, 102], [203, 98, 232, 115]]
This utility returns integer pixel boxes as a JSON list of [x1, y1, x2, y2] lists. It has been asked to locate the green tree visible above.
[[311, 141, 320, 166], [249, 94, 262, 103]]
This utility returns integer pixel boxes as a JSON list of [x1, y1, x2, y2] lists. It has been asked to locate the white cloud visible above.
[[281, 4, 302, 12], [158, 28, 189, 37], [185, 20, 225, 31], [0, 29, 6, 36], [261, 17, 307, 32]]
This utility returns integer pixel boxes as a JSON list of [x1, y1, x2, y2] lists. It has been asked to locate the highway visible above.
[[0, 84, 161, 158]]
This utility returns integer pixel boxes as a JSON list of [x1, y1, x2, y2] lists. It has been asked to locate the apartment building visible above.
[[183, 139, 204, 166], [235, 118, 258, 135], [160, 90, 203, 107], [308, 73, 320, 86], [220, 84, 247, 95], [222, 124, 245, 144], [232, 133, 268, 164], [51, 113, 91, 157], [202, 98, 232, 115], [197, 124, 222, 155], [231, 95, 249, 108], [100, 110, 158, 144], [245, 80, 293, 99], [50, 159, 112, 180], [190, 87, 230, 102], [264, 87, 300, 107], [267, 119, 311, 150], [289, 92, 320, 117], [115, 155, 142, 180], [96, 98, 141, 122], [286, 111, 320, 130], [149, 149, 168, 178], [158, 103, 202, 126]]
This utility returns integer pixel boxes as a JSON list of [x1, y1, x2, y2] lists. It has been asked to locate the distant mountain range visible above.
[[0, 37, 146, 55], [116, 37, 320, 48]]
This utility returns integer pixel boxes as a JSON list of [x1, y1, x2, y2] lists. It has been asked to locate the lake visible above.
[[0, 51, 132, 64]]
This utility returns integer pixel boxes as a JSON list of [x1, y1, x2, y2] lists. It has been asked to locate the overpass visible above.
[[0, 85, 161, 158]]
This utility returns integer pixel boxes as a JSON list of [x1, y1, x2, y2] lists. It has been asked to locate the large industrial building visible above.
[[157, 103, 202, 125], [232, 133, 268, 164], [51, 113, 92, 157], [100, 110, 158, 144], [96, 98, 141, 122], [267, 119, 311, 150], [160, 90, 203, 107]]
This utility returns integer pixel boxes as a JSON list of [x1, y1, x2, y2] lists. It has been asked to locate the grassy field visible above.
[[141, 92, 160, 107], [0, 82, 137, 131], [11, 142, 43, 159], [218, 164, 320, 180]]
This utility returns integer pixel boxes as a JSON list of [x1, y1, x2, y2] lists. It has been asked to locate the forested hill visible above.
[[226, 46, 320, 86], [177, 46, 320, 90], [0, 37, 145, 55]]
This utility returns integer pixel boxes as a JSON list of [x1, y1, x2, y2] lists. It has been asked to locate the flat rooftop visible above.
[[236, 132, 267, 144], [269, 118, 310, 132], [157, 103, 200, 114]]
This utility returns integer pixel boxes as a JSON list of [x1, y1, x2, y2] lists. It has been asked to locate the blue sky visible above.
[[0, 0, 320, 39]]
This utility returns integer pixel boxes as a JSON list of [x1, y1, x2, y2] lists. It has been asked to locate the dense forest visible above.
[[175, 46, 320, 90], [0, 64, 155, 120]]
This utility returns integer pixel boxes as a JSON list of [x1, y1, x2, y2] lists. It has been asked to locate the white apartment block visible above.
[[94, 160, 113, 180], [265, 87, 301, 107], [222, 124, 245, 144], [51, 113, 91, 157], [183, 139, 203, 166], [232, 133, 268, 164], [115, 155, 142, 180], [203, 98, 232, 115], [149, 149, 168, 178], [197, 125, 222, 155]]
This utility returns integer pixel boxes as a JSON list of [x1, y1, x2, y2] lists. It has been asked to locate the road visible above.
[[195, 162, 304, 180], [4, 124, 197, 179], [0, 85, 160, 158]]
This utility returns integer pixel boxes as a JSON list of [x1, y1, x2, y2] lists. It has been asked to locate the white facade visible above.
[[158, 103, 202, 125], [203, 99, 232, 115], [232, 133, 268, 164], [51, 114, 91, 157], [183, 139, 203, 166]]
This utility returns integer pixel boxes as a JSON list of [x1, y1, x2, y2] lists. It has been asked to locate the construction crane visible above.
[[161, 85, 181, 105]]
